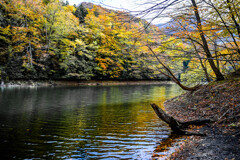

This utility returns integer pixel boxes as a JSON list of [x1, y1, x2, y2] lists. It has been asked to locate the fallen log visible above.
[[151, 103, 213, 135]]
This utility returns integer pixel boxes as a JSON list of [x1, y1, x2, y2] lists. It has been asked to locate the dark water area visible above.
[[0, 84, 182, 159]]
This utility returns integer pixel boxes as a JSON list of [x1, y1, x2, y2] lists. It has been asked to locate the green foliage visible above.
[[74, 4, 88, 23], [59, 55, 95, 80]]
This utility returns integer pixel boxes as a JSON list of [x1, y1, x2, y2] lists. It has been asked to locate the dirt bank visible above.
[[163, 79, 240, 159]]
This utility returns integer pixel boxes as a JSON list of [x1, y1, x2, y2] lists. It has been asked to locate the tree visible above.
[[1, 0, 46, 71], [44, 0, 79, 55], [191, 0, 224, 80], [83, 5, 160, 80], [74, 4, 88, 23], [132, 0, 238, 84]]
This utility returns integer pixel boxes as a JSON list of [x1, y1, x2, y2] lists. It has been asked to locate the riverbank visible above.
[[163, 77, 240, 159], [0, 80, 173, 88]]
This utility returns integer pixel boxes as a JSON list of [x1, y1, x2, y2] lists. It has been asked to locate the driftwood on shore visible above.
[[151, 103, 213, 135]]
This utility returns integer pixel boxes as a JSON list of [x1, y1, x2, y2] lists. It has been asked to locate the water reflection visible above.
[[0, 84, 181, 159]]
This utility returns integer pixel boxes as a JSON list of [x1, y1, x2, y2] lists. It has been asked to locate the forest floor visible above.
[[163, 74, 240, 159]]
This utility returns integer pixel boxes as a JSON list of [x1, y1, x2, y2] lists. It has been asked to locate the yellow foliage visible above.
[[0, 25, 11, 35], [75, 39, 85, 46], [63, 5, 76, 13]]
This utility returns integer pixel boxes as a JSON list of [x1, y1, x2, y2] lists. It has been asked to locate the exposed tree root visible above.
[[151, 103, 213, 136]]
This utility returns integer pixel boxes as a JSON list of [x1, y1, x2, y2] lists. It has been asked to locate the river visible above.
[[0, 84, 182, 159]]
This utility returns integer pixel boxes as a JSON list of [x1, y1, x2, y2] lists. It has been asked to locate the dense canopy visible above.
[[0, 0, 239, 84]]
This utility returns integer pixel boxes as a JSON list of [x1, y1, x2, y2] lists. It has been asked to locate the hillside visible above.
[[0, 0, 164, 81]]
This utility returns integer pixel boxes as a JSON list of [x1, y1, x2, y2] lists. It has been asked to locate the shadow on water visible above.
[[152, 134, 185, 159], [0, 84, 182, 159]]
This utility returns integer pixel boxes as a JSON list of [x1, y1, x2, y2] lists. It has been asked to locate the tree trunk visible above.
[[151, 103, 213, 135], [28, 41, 33, 67], [226, 0, 240, 39], [176, 20, 211, 82], [191, 0, 224, 81], [205, 0, 240, 55], [192, 40, 211, 82]]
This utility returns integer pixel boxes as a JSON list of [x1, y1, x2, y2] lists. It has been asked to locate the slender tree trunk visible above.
[[191, 0, 224, 81], [214, 41, 220, 70], [205, 0, 240, 55], [28, 41, 33, 67], [45, 23, 48, 49], [175, 20, 211, 82], [191, 39, 211, 82], [226, 0, 240, 38], [231, 1, 240, 22]]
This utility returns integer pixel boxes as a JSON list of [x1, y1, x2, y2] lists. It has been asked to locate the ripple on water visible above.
[[0, 84, 182, 159]]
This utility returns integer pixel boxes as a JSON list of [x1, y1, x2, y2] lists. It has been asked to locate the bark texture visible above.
[[151, 103, 213, 135]]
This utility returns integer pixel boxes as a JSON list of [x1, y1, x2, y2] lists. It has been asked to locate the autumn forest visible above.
[[0, 0, 240, 159], [0, 0, 240, 84]]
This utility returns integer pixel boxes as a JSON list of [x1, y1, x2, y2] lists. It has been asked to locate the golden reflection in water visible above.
[[0, 84, 183, 159]]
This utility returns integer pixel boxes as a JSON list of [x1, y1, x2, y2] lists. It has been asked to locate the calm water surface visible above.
[[0, 84, 181, 159]]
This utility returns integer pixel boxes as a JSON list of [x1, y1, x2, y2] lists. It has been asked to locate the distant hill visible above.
[[78, 2, 160, 32]]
